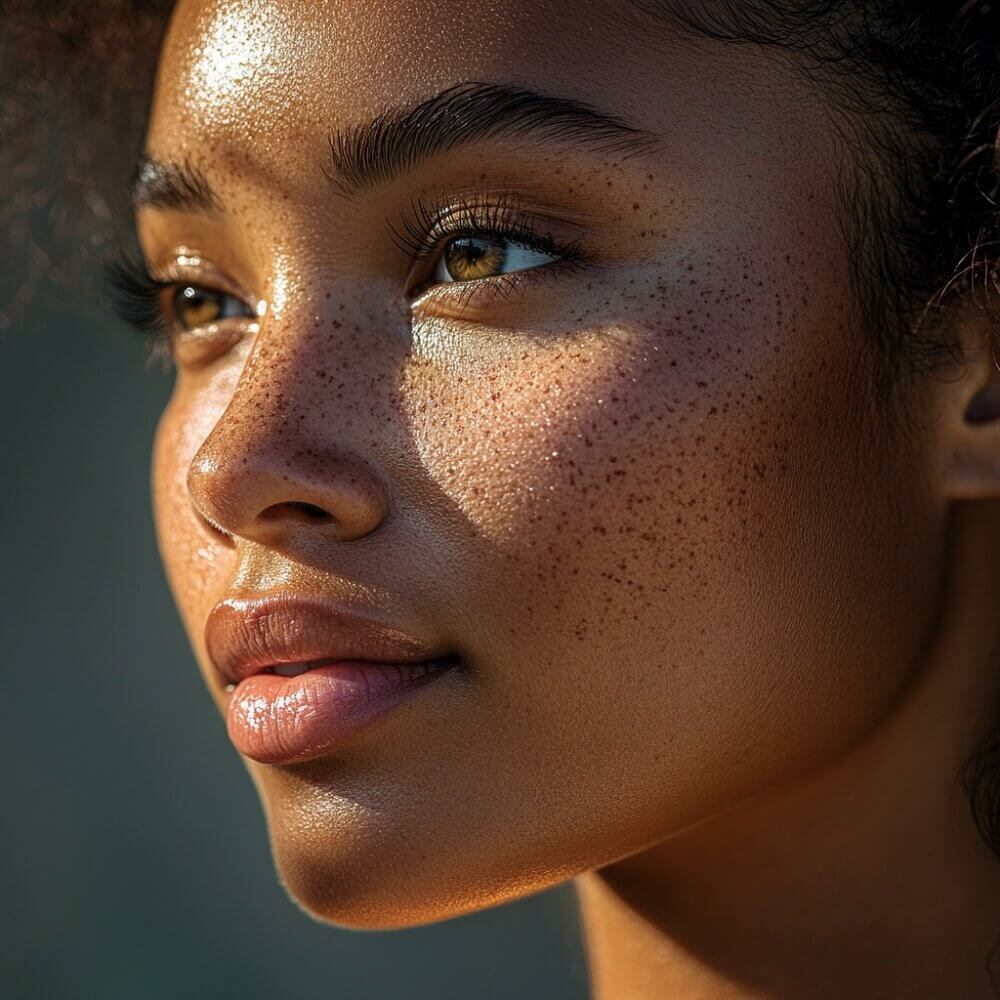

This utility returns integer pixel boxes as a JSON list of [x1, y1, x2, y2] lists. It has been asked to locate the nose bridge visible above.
[[186, 305, 390, 544]]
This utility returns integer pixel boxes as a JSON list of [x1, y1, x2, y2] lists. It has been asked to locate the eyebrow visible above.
[[130, 83, 660, 214], [130, 156, 219, 213], [326, 81, 660, 197]]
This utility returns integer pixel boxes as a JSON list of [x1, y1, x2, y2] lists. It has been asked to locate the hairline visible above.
[[628, 0, 964, 413]]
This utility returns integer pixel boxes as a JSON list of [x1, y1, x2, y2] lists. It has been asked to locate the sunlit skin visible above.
[[136, 1, 1000, 996]]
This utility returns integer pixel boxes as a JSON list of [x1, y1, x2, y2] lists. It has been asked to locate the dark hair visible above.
[[637, 1, 1000, 393], [0, 0, 172, 328], [4, 0, 1000, 855]]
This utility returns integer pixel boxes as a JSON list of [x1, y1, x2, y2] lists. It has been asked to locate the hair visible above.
[[4, 0, 1000, 855], [634, 1, 1000, 393], [0, 0, 172, 329]]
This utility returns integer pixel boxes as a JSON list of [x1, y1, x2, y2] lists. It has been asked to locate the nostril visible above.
[[260, 501, 334, 523]]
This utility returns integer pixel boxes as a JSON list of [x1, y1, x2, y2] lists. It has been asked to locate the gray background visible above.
[[0, 275, 590, 999]]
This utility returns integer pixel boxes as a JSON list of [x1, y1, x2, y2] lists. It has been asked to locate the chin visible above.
[[273, 853, 441, 930], [266, 830, 532, 931], [248, 762, 539, 931]]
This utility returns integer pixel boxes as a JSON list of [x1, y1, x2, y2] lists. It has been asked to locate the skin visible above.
[[137, 1, 1000, 996]]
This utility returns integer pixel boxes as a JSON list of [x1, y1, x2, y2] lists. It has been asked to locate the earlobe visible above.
[[941, 318, 1000, 500]]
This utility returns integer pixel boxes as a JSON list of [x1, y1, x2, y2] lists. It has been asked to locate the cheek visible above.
[[151, 375, 235, 642], [398, 258, 937, 826], [402, 267, 845, 600]]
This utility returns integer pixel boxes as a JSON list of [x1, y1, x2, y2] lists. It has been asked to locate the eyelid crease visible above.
[[387, 190, 594, 303], [388, 189, 593, 257], [154, 253, 257, 305]]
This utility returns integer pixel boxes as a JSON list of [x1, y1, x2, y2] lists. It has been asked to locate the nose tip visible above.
[[186, 450, 389, 545]]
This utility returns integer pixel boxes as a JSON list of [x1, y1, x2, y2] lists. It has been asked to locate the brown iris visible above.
[[442, 236, 508, 282], [173, 285, 252, 331]]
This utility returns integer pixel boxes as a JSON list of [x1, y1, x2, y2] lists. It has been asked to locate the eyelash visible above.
[[104, 251, 175, 362], [106, 192, 590, 358], [391, 190, 587, 284]]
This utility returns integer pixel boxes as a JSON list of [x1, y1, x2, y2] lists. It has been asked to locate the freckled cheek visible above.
[[396, 311, 845, 634], [398, 340, 684, 556]]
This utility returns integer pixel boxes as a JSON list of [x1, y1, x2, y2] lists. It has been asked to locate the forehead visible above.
[[144, 0, 849, 282], [149, 0, 818, 166], [153, 0, 635, 143]]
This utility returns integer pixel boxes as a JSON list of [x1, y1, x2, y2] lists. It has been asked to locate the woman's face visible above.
[[141, 0, 947, 926]]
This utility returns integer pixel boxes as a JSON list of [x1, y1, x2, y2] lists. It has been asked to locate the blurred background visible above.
[[0, 4, 589, 998]]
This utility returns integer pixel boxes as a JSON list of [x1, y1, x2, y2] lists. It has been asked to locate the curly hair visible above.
[[3, 0, 1000, 856], [0, 0, 172, 328]]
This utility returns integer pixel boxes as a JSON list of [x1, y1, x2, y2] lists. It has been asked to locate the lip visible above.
[[204, 595, 459, 764]]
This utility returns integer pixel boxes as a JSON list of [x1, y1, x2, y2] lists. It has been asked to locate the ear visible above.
[[940, 312, 1000, 500]]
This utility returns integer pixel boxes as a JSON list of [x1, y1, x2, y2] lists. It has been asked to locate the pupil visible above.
[[464, 240, 488, 262], [446, 237, 506, 280]]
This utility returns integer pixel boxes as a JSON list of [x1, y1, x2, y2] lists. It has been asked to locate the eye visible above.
[[173, 284, 255, 331], [433, 235, 558, 284]]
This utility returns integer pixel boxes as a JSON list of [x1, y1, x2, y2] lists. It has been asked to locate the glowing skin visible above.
[[137, 2, 1000, 996]]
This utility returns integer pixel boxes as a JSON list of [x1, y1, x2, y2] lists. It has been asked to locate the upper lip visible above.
[[205, 594, 455, 687]]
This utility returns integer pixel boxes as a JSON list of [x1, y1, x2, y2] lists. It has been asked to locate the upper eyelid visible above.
[[154, 258, 255, 302], [388, 191, 589, 259], [400, 206, 589, 301], [113, 256, 256, 331]]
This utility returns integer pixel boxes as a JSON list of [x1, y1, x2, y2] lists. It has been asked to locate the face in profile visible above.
[[129, 0, 994, 946]]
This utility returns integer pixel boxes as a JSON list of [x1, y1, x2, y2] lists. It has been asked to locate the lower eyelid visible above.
[[412, 258, 583, 315], [169, 315, 257, 362]]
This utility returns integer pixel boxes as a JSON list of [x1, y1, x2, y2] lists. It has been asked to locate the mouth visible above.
[[204, 595, 462, 765], [223, 655, 461, 765], [223, 655, 456, 687]]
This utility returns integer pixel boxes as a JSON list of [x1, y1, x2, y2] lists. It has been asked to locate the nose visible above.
[[186, 407, 389, 547]]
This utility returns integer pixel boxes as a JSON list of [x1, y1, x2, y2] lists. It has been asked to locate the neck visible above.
[[575, 502, 1000, 1000]]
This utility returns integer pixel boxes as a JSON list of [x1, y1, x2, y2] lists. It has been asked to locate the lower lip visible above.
[[225, 659, 456, 764]]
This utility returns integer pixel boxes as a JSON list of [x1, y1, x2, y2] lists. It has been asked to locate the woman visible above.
[[26, 0, 1000, 995]]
